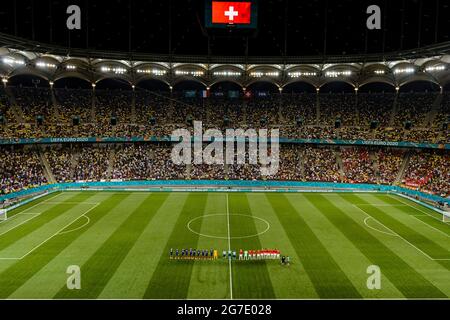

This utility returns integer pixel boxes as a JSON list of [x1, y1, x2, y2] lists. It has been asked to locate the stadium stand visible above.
[[0, 86, 449, 198]]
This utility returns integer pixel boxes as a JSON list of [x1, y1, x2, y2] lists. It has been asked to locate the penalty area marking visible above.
[[388, 194, 450, 224], [363, 217, 397, 237], [58, 215, 91, 235], [354, 204, 450, 261], [187, 213, 271, 240], [0, 202, 99, 260]]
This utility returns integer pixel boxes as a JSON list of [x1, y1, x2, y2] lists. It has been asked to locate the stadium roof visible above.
[[1, 33, 449, 91]]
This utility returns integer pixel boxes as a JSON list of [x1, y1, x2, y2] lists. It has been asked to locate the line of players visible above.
[[237, 249, 281, 260], [170, 248, 219, 260], [169, 248, 281, 261]]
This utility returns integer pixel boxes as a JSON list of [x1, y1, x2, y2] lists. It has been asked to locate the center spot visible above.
[[187, 213, 270, 239]]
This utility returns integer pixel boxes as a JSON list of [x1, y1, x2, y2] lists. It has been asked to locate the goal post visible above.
[[443, 210, 450, 223], [0, 209, 7, 221]]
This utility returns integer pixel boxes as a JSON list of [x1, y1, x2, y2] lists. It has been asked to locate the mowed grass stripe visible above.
[[247, 194, 319, 298], [0, 192, 95, 252], [285, 194, 403, 298], [312, 194, 446, 298], [8, 193, 148, 299], [228, 193, 275, 299], [98, 193, 190, 299], [0, 193, 129, 299], [143, 193, 208, 299], [350, 194, 450, 267], [54, 193, 169, 299], [187, 193, 229, 299], [266, 194, 361, 299]]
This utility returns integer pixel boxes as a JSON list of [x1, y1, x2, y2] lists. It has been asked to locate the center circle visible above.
[[187, 214, 270, 239]]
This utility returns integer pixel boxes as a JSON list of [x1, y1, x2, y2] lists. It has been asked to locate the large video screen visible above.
[[205, 1, 258, 29]]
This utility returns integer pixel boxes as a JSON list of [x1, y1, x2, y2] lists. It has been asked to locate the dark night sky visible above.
[[0, 0, 448, 56]]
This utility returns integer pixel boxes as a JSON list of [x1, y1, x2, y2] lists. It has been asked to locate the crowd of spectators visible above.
[[0, 147, 47, 194], [319, 93, 358, 126], [54, 88, 93, 124], [0, 87, 14, 123], [1, 86, 450, 198], [13, 87, 56, 124], [426, 152, 450, 197], [302, 146, 342, 182], [377, 149, 404, 185], [72, 146, 110, 181], [95, 89, 133, 124], [403, 150, 450, 197], [111, 144, 153, 180], [0, 86, 448, 144], [341, 147, 377, 184], [357, 93, 395, 127], [1, 143, 449, 198], [393, 92, 436, 127], [44, 147, 73, 182]]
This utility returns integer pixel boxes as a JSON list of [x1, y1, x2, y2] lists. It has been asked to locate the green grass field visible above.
[[0, 191, 449, 299]]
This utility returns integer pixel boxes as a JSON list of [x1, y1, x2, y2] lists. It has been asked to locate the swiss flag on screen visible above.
[[212, 1, 251, 24]]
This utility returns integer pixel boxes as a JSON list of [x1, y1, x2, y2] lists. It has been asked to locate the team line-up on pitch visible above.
[[170, 248, 291, 263]]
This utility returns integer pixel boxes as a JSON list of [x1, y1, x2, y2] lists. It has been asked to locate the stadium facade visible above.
[[0, 34, 449, 91]]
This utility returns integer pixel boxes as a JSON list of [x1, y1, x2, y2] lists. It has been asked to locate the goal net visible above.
[[0, 209, 7, 221]]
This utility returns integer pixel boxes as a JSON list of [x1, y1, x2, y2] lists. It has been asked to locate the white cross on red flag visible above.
[[212, 1, 252, 24]]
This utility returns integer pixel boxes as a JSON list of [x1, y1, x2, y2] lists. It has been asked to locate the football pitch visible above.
[[0, 191, 449, 299]]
